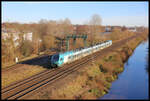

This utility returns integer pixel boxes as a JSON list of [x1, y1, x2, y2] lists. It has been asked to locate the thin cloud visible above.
[[103, 15, 148, 27]]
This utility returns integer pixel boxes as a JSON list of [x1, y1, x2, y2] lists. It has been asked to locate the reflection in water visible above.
[[100, 40, 149, 100]]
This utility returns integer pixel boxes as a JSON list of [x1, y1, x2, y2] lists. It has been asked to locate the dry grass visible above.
[[87, 64, 101, 78], [2, 65, 46, 88], [2, 61, 16, 69], [2, 52, 45, 69], [50, 74, 88, 99]]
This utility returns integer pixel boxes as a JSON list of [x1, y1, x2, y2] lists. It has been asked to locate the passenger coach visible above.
[[50, 40, 112, 67]]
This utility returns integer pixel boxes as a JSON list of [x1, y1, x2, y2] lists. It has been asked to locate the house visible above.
[[2, 27, 33, 47], [23, 32, 33, 41]]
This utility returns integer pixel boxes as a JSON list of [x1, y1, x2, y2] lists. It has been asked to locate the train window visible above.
[[73, 55, 75, 59], [53, 54, 59, 61], [69, 56, 72, 59]]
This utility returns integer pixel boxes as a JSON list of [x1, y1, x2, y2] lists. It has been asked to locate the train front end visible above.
[[50, 54, 60, 67]]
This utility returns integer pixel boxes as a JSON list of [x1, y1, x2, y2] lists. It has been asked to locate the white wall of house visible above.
[[2, 32, 19, 47], [2, 29, 33, 47], [23, 32, 32, 41]]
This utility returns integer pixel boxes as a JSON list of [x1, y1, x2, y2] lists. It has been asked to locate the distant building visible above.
[[105, 26, 112, 32], [2, 27, 33, 47], [111, 26, 122, 31], [2, 29, 20, 47], [104, 26, 123, 32], [23, 32, 32, 41], [128, 27, 136, 32]]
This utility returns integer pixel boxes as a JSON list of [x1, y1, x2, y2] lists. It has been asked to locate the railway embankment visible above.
[[34, 32, 148, 99]]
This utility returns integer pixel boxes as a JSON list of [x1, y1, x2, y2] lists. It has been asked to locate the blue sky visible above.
[[2, 1, 149, 27]]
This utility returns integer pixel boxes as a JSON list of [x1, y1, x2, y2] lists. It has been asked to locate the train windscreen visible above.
[[53, 54, 59, 62]]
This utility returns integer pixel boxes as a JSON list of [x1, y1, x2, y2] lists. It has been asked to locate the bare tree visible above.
[[89, 14, 102, 44], [121, 25, 127, 31], [64, 18, 72, 25], [58, 18, 73, 36], [89, 14, 102, 26], [88, 14, 102, 65]]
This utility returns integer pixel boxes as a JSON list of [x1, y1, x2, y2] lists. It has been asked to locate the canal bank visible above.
[[101, 39, 149, 99]]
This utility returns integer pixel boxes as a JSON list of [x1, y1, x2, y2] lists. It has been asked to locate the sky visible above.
[[2, 1, 149, 27]]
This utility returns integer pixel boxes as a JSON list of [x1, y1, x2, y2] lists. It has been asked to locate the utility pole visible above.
[[65, 34, 87, 51]]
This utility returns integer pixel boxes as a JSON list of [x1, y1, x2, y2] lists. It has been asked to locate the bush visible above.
[[113, 67, 124, 75], [99, 64, 108, 73], [104, 55, 113, 62], [89, 88, 101, 97], [103, 81, 111, 89], [20, 40, 33, 57], [105, 76, 115, 82]]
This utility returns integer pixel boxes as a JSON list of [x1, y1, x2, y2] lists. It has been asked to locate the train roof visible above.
[[58, 40, 112, 56], [59, 50, 73, 56]]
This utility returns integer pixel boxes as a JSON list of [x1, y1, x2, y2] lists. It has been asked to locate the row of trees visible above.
[[2, 14, 103, 66]]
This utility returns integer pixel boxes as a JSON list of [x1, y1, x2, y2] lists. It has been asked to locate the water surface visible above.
[[100, 40, 149, 99]]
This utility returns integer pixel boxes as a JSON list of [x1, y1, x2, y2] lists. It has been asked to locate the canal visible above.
[[100, 39, 149, 99]]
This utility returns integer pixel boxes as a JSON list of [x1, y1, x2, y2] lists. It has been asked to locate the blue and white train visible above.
[[50, 40, 112, 67]]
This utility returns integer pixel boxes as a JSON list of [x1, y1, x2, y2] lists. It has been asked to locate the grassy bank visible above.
[[36, 32, 148, 99]]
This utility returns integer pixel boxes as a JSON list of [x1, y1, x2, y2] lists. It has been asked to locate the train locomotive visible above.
[[50, 40, 112, 67]]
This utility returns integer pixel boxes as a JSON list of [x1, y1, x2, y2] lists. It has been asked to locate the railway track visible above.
[[1, 33, 141, 100]]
